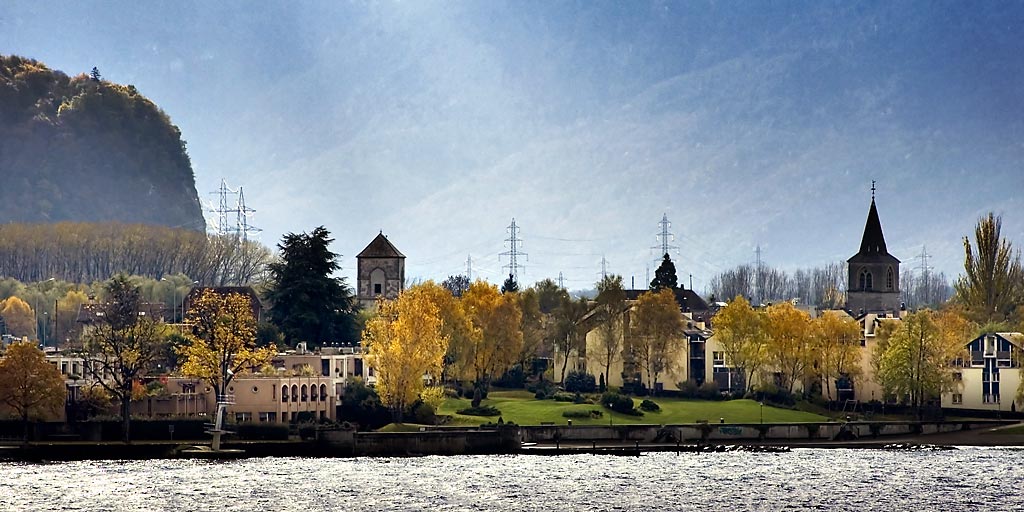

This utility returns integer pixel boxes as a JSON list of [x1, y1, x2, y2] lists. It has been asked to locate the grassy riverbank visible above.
[[436, 390, 827, 426]]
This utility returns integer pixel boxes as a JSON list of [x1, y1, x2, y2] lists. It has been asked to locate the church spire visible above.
[[858, 183, 887, 255]]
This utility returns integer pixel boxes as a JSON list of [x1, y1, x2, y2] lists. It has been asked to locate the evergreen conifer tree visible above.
[[650, 254, 679, 290]]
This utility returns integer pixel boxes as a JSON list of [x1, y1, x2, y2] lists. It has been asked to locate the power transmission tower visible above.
[[917, 245, 932, 306], [208, 179, 260, 240], [210, 179, 237, 236], [234, 187, 262, 241], [499, 218, 527, 282], [465, 254, 473, 282], [754, 244, 764, 305], [598, 255, 609, 280], [558, 271, 565, 289], [651, 213, 680, 258]]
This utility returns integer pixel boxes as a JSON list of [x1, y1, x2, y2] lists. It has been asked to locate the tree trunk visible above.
[[560, 340, 570, 384], [121, 385, 132, 443], [21, 411, 30, 445]]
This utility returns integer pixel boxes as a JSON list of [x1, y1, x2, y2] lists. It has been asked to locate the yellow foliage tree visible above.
[[178, 289, 274, 400], [462, 281, 522, 401], [0, 296, 36, 339], [362, 284, 449, 420], [412, 281, 475, 384], [811, 312, 863, 401], [874, 309, 972, 415], [630, 288, 685, 393], [763, 302, 813, 394], [0, 341, 67, 440], [712, 296, 767, 392]]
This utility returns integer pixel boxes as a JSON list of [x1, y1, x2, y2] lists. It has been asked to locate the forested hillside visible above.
[[0, 55, 204, 230]]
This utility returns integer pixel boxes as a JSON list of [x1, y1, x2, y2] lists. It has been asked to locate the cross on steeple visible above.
[[871, 180, 876, 200]]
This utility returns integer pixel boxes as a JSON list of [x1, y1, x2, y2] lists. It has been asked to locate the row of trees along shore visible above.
[[708, 261, 953, 310], [0, 222, 271, 285]]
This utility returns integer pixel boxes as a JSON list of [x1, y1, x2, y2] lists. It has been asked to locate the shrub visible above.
[[457, 405, 501, 417], [534, 390, 548, 400], [601, 391, 643, 416], [564, 371, 597, 393], [526, 377, 556, 396], [493, 364, 526, 388], [551, 392, 576, 402], [678, 379, 700, 398], [236, 422, 289, 441], [573, 393, 592, 404], [408, 400, 436, 425], [639, 399, 660, 412], [338, 379, 391, 431], [699, 381, 724, 401], [598, 373, 606, 393], [754, 385, 797, 407], [562, 409, 604, 419]]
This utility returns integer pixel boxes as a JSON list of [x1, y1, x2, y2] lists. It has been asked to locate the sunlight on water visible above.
[[1, 449, 1022, 511]]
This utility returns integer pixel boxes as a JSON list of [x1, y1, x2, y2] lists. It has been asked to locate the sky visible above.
[[3, 1, 1023, 293]]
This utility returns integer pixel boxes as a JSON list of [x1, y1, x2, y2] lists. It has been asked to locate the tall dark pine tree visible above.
[[265, 227, 357, 347], [501, 273, 519, 294], [650, 254, 679, 290], [90, 66, 101, 81]]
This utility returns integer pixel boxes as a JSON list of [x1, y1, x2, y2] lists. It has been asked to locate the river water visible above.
[[1, 448, 1021, 511]]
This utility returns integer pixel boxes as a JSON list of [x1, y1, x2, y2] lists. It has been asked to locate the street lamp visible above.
[[759, 401, 764, 424]]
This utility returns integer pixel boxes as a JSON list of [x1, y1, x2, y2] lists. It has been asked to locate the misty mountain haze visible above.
[[4, 1, 1022, 292]]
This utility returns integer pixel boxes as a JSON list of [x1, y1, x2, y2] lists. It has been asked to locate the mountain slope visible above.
[[0, 55, 205, 231]]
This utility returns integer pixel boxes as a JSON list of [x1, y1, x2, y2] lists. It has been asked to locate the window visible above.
[[259, 412, 277, 423], [886, 267, 894, 290], [311, 386, 318, 402], [320, 384, 328, 401], [301, 384, 308, 402], [952, 394, 962, 405], [281, 385, 288, 402], [984, 336, 996, 357], [291, 385, 298, 401], [712, 352, 725, 366], [859, 269, 873, 291], [234, 412, 251, 422], [374, 283, 382, 294]]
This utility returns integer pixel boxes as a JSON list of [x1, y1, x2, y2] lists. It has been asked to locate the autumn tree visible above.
[[711, 296, 766, 392], [762, 302, 813, 394], [517, 287, 545, 374], [873, 309, 972, 416], [955, 213, 1024, 323], [83, 274, 168, 442], [811, 312, 863, 401], [462, 281, 522, 402], [630, 288, 685, 394], [265, 227, 358, 346], [593, 275, 627, 388], [650, 254, 679, 290], [0, 342, 66, 440], [362, 285, 450, 421], [411, 282, 474, 385], [54, 289, 89, 346], [178, 289, 275, 400], [0, 296, 36, 338], [553, 294, 590, 384]]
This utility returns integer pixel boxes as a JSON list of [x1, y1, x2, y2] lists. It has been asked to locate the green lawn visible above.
[[436, 390, 827, 426], [981, 423, 1024, 435]]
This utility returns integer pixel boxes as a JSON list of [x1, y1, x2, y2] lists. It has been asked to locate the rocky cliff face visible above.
[[0, 55, 205, 231]]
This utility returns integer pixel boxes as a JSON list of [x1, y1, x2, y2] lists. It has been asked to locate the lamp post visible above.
[[759, 401, 764, 424]]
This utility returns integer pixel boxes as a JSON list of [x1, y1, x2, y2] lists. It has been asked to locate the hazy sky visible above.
[[4, 1, 1023, 291]]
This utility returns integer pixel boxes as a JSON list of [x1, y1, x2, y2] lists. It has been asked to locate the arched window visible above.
[[291, 385, 298, 402], [311, 385, 318, 402], [865, 272, 873, 291], [371, 268, 386, 296], [886, 267, 894, 290], [281, 385, 288, 403], [859, 269, 872, 291], [320, 384, 327, 401], [301, 384, 308, 402]]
